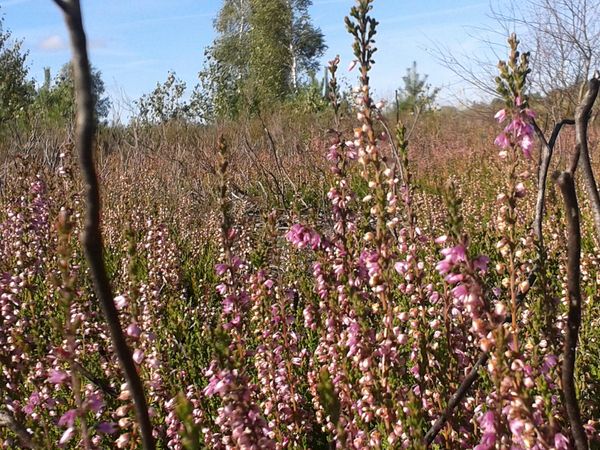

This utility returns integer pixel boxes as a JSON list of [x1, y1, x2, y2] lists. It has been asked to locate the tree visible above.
[[432, 0, 599, 119], [136, 71, 197, 124], [195, 0, 252, 119], [492, 0, 600, 119], [196, 0, 326, 118], [34, 62, 111, 124], [287, 0, 326, 91], [394, 61, 439, 118], [0, 15, 34, 126], [248, 0, 292, 104]]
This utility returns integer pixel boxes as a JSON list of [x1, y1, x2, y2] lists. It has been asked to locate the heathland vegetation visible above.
[[0, 0, 599, 449]]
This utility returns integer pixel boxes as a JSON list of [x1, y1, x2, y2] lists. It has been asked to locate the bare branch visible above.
[[491, 0, 600, 119], [532, 118, 575, 245], [555, 171, 588, 450], [53, 0, 70, 12], [71, 361, 118, 398], [0, 410, 36, 449], [574, 76, 600, 242], [375, 115, 404, 185], [52, 1, 155, 449], [423, 351, 489, 446]]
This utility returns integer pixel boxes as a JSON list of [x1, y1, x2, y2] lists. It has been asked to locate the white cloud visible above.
[[39, 35, 66, 52]]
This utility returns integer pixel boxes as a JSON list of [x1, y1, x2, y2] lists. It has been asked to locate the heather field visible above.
[[1, 0, 600, 449]]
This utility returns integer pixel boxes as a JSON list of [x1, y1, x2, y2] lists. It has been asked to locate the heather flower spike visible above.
[[494, 33, 536, 158]]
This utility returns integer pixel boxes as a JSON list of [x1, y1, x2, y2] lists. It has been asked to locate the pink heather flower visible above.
[[97, 422, 117, 435], [515, 95, 523, 106], [114, 295, 128, 310], [451, 284, 469, 299], [494, 109, 507, 123], [231, 256, 243, 269], [203, 371, 231, 397], [435, 258, 453, 275], [23, 391, 41, 415], [227, 227, 237, 240], [434, 235, 448, 245], [59, 427, 75, 446], [215, 263, 228, 276], [442, 244, 466, 262], [285, 224, 322, 250], [86, 393, 104, 413], [437, 243, 468, 274], [494, 132, 510, 149], [520, 134, 533, 158], [47, 369, 69, 385], [394, 261, 408, 274], [509, 418, 524, 436], [348, 59, 358, 71], [132, 349, 144, 365], [327, 145, 339, 162], [222, 295, 235, 314], [506, 117, 533, 138], [58, 409, 78, 428], [554, 433, 570, 450], [514, 182, 527, 198], [115, 433, 131, 449], [474, 411, 497, 450], [216, 283, 227, 295], [541, 354, 558, 373], [446, 273, 464, 284], [126, 323, 142, 339], [473, 255, 490, 273]]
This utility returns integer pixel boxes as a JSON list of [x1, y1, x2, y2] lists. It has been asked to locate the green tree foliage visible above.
[[136, 71, 198, 124], [194, 0, 252, 119], [248, 0, 292, 105], [394, 61, 439, 116], [0, 16, 34, 127], [196, 0, 326, 119], [288, 0, 326, 91], [34, 63, 111, 125], [207, 0, 252, 117], [288, 69, 329, 114]]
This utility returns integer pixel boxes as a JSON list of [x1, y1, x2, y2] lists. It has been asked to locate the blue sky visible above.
[[0, 0, 503, 118]]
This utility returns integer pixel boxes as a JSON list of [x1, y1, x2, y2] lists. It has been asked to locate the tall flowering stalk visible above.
[[201, 137, 275, 449], [468, 34, 575, 448], [289, 2, 451, 447]]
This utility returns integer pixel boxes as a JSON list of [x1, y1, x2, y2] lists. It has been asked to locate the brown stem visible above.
[[71, 360, 118, 398], [423, 351, 489, 446], [574, 77, 600, 242], [52, 1, 155, 449], [555, 171, 588, 450], [0, 410, 36, 448], [376, 114, 406, 186], [532, 118, 574, 246]]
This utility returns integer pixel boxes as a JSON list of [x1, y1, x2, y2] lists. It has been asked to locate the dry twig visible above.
[[0, 410, 36, 449], [573, 76, 600, 242], [52, 1, 155, 448], [555, 171, 588, 450], [531, 118, 574, 245]]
